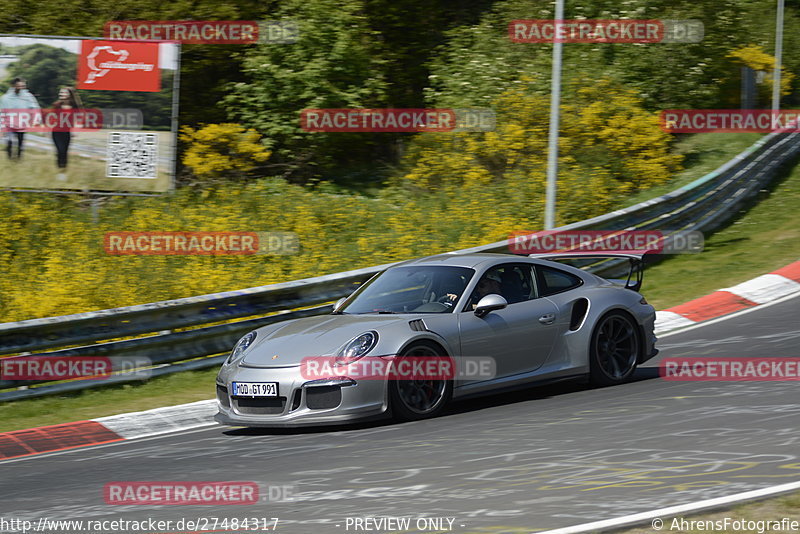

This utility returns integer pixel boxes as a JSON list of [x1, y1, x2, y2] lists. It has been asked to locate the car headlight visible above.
[[335, 331, 378, 366], [226, 331, 257, 365]]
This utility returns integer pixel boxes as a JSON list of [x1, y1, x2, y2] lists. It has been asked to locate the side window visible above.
[[498, 264, 537, 303], [465, 263, 537, 310], [537, 265, 583, 296]]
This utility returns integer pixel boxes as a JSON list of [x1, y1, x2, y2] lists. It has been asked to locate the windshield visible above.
[[340, 266, 475, 314]]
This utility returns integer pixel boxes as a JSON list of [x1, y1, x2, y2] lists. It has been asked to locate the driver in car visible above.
[[469, 272, 503, 309], [438, 275, 468, 308], [444, 271, 503, 309]]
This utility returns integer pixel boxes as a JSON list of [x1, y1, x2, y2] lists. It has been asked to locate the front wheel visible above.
[[589, 311, 640, 386], [389, 341, 453, 422]]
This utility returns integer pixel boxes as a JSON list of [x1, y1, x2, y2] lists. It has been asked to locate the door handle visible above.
[[538, 313, 555, 325]]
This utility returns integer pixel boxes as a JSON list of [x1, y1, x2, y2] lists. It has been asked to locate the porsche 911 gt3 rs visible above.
[[215, 252, 658, 427]]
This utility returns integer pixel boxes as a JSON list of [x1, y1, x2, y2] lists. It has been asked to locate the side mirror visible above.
[[474, 294, 507, 318], [333, 297, 347, 313]]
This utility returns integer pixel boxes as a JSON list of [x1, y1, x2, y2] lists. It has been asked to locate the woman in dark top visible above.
[[51, 87, 82, 180]]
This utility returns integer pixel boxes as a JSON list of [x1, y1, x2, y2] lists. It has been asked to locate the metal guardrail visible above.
[[2, 129, 800, 401]]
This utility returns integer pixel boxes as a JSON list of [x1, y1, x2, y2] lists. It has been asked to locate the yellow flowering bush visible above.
[[0, 81, 682, 322], [392, 79, 682, 231], [180, 123, 272, 181], [727, 45, 794, 97]]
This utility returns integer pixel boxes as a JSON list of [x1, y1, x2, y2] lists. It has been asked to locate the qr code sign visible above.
[[106, 132, 158, 179]]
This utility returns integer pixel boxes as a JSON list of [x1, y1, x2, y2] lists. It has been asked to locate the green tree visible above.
[[224, 0, 391, 180], [423, 0, 800, 111], [0, 0, 272, 129], [4, 44, 76, 105]]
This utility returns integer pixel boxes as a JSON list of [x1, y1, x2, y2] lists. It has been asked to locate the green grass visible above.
[[643, 155, 800, 310], [1, 132, 799, 433], [618, 490, 800, 534], [0, 368, 218, 433], [0, 143, 101, 187]]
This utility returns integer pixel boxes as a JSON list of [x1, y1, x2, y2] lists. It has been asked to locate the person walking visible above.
[[0, 78, 41, 160], [51, 86, 83, 180]]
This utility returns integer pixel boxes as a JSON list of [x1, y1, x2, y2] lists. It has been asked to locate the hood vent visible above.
[[408, 319, 428, 332]]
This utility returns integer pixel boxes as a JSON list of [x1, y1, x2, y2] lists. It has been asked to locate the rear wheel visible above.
[[589, 311, 640, 385], [389, 341, 453, 421]]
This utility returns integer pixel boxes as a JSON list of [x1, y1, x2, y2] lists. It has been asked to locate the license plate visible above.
[[231, 381, 278, 397]]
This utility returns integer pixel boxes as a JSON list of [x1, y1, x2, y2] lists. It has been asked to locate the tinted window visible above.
[[464, 263, 537, 310], [538, 265, 583, 296]]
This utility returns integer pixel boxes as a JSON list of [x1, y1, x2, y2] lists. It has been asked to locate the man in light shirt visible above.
[[0, 77, 41, 160]]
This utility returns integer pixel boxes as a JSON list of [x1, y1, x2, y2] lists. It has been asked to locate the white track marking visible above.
[[659, 290, 800, 338], [723, 273, 800, 304], [654, 311, 696, 333], [535, 480, 800, 534], [93, 399, 218, 439]]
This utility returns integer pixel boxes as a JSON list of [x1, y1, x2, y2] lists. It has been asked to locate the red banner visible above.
[[77, 40, 160, 92]]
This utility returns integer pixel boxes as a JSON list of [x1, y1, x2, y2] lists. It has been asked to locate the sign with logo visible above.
[[0, 33, 178, 192], [77, 40, 160, 92]]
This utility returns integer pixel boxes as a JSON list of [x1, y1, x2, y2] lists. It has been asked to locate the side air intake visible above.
[[408, 319, 428, 332], [569, 298, 590, 331]]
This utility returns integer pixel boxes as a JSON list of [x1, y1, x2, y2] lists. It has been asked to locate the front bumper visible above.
[[215, 364, 389, 427]]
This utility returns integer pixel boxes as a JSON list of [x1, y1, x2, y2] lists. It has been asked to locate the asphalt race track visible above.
[[2, 293, 798, 534]]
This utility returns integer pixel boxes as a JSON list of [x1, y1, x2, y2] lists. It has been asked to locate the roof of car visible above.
[[391, 252, 599, 283], [395, 252, 526, 269]]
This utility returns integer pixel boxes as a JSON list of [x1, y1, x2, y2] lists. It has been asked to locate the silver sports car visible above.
[[215, 252, 658, 427]]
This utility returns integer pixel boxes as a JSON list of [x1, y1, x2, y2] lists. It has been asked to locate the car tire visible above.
[[389, 341, 453, 422], [589, 311, 640, 386]]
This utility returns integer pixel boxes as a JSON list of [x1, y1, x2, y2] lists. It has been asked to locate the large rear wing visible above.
[[529, 252, 652, 292]]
